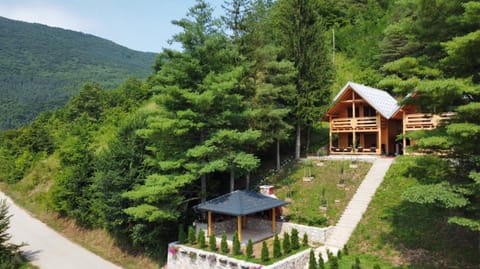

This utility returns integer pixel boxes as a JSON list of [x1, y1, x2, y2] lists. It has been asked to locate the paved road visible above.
[[0, 191, 121, 269]]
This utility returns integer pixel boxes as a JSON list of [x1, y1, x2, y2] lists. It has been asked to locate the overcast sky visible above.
[[0, 0, 225, 53]]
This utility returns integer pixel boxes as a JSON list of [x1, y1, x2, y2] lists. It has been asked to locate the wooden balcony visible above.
[[331, 116, 380, 132], [404, 112, 454, 131]]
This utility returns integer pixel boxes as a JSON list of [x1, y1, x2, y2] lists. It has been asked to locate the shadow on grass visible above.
[[385, 201, 479, 269]]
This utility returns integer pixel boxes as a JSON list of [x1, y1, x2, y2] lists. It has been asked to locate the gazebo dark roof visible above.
[[194, 190, 287, 216]]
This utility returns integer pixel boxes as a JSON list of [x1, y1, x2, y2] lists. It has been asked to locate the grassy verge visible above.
[[344, 155, 479, 268], [0, 156, 162, 269], [275, 160, 372, 226]]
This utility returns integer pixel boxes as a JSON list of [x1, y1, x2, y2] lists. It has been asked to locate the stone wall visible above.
[[278, 222, 333, 244], [167, 242, 311, 269]]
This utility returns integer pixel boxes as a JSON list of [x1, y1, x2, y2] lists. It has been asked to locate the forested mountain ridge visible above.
[[0, 0, 478, 268], [0, 16, 156, 130]]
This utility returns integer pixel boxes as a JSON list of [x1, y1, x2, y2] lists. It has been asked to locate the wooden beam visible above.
[[207, 211, 212, 237], [329, 115, 332, 152], [237, 216, 242, 242], [403, 110, 407, 155], [272, 208, 276, 233], [377, 113, 382, 155], [352, 92, 356, 152]]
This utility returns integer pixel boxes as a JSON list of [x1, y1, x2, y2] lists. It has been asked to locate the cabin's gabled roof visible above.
[[330, 82, 400, 119], [194, 190, 287, 216]]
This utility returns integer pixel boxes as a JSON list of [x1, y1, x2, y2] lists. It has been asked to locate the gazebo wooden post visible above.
[[237, 216, 242, 242], [207, 211, 212, 236], [272, 208, 276, 233]]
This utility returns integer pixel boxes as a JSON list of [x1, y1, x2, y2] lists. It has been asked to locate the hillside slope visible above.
[[0, 16, 156, 130]]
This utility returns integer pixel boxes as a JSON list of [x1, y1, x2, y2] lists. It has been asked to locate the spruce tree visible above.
[[188, 226, 196, 244], [246, 239, 253, 259], [302, 233, 309, 247], [221, 231, 229, 254], [291, 228, 300, 250], [318, 253, 325, 269], [197, 229, 206, 248], [209, 233, 217, 251], [261, 241, 269, 262], [329, 256, 339, 269], [0, 200, 25, 267], [233, 231, 241, 255], [308, 249, 317, 269], [282, 232, 291, 254], [273, 234, 282, 258]]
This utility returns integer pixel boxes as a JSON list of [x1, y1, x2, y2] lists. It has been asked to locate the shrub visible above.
[[291, 228, 300, 249], [188, 226, 196, 244], [209, 233, 217, 251], [329, 256, 338, 269], [282, 232, 291, 254], [318, 253, 325, 269], [246, 239, 253, 259], [221, 231, 229, 254], [0, 200, 26, 268], [197, 229, 206, 248], [351, 257, 361, 269], [337, 249, 342, 260], [178, 224, 186, 243], [261, 241, 269, 262], [373, 264, 381, 269], [303, 233, 309, 247], [273, 234, 282, 258], [309, 249, 317, 269], [343, 244, 349, 256], [232, 231, 241, 255]]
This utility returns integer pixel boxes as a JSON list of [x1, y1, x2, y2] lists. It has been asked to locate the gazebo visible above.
[[194, 190, 288, 242]]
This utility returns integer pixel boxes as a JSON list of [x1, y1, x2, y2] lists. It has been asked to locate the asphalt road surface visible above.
[[1, 191, 121, 269]]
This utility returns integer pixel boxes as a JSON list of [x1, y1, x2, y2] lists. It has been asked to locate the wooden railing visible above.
[[331, 116, 378, 131], [404, 112, 454, 131]]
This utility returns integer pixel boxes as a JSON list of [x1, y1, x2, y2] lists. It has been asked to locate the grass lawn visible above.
[[274, 159, 372, 226], [344, 156, 479, 269], [0, 156, 163, 269]]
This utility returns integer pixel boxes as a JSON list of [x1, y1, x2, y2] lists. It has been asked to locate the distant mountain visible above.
[[0, 16, 157, 130]]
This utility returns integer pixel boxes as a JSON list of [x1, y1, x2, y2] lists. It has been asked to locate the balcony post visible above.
[[403, 110, 407, 155], [329, 115, 332, 152]]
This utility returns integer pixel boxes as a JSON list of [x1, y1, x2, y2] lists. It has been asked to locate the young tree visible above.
[[273, 234, 282, 258], [232, 231, 241, 255], [302, 233, 309, 247], [188, 226, 196, 244], [261, 241, 270, 262], [291, 228, 300, 249], [198, 229, 206, 248], [178, 224, 186, 243], [221, 231, 229, 253], [318, 252, 325, 269], [274, 0, 334, 159], [282, 232, 291, 254], [309, 249, 317, 269], [246, 239, 254, 259], [209, 233, 217, 251]]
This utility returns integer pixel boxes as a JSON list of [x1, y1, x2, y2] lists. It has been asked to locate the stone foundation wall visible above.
[[278, 222, 333, 244], [167, 242, 311, 269]]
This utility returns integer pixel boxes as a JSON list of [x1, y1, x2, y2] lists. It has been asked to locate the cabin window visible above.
[[363, 106, 376, 117], [347, 107, 360, 117]]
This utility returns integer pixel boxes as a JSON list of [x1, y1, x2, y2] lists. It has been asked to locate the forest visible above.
[[0, 16, 156, 131], [0, 0, 478, 267]]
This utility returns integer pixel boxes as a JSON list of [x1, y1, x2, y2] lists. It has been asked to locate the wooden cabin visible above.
[[324, 82, 453, 155]]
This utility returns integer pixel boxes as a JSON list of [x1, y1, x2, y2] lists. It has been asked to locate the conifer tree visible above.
[[246, 239, 253, 259], [178, 224, 186, 243], [303, 233, 309, 247], [209, 233, 217, 251], [273, 234, 282, 258], [233, 231, 241, 255], [261, 241, 269, 262], [291, 228, 300, 249], [198, 229, 206, 248], [309, 249, 317, 269], [282, 232, 291, 254], [188, 226, 196, 244], [221, 231, 229, 254]]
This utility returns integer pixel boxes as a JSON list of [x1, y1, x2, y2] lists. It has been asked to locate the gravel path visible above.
[[0, 191, 121, 269]]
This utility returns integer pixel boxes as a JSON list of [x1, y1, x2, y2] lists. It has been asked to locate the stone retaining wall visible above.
[[167, 242, 311, 269]]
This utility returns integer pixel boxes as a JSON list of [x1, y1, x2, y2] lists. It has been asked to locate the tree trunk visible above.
[[276, 138, 281, 171], [306, 126, 311, 156], [201, 174, 206, 203], [246, 173, 250, 190], [230, 169, 235, 192], [295, 123, 301, 160]]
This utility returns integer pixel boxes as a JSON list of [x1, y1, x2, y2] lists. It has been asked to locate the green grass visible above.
[[274, 160, 372, 226], [346, 155, 479, 268]]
